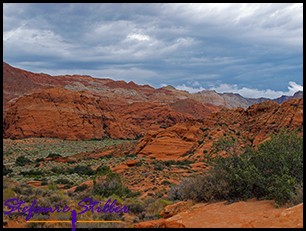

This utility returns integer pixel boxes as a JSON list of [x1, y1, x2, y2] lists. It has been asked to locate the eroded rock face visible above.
[[160, 201, 193, 218], [134, 121, 203, 160], [3, 87, 194, 140], [3, 87, 137, 140], [134, 98, 303, 159]]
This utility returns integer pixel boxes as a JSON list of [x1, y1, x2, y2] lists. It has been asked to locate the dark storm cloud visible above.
[[3, 3, 303, 98]]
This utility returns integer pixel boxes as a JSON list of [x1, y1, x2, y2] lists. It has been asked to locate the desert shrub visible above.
[[247, 130, 303, 205], [169, 173, 228, 202], [46, 153, 62, 158], [41, 179, 48, 185], [50, 167, 65, 174], [92, 172, 134, 198], [35, 158, 45, 162], [3, 165, 13, 176], [155, 160, 194, 169], [144, 198, 172, 219], [211, 136, 239, 156], [161, 180, 171, 185], [34, 188, 44, 196], [48, 183, 58, 191], [126, 153, 137, 158], [78, 212, 124, 228], [125, 198, 145, 213], [177, 159, 194, 166], [19, 169, 44, 177], [127, 203, 145, 215], [4, 188, 16, 200], [15, 156, 32, 166], [69, 165, 94, 176], [169, 130, 303, 206], [95, 165, 112, 175], [163, 160, 175, 167], [75, 184, 88, 192], [289, 183, 303, 206], [165, 159, 193, 166], [100, 154, 113, 159], [50, 195, 63, 203], [55, 178, 71, 185], [152, 161, 164, 171]]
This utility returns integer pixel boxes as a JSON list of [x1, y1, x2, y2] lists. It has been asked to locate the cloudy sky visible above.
[[3, 3, 303, 98]]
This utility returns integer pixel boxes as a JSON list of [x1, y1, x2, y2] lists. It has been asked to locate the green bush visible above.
[[153, 160, 194, 169], [51, 167, 66, 174], [95, 165, 112, 175], [126, 153, 137, 158], [75, 184, 88, 192], [41, 179, 48, 185], [289, 183, 303, 205], [92, 172, 134, 198], [161, 180, 171, 185], [15, 156, 32, 166], [169, 130, 303, 206], [3, 165, 13, 176], [69, 165, 94, 176], [46, 153, 62, 158], [152, 161, 164, 171], [20, 170, 45, 177], [55, 178, 72, 185], [35, 158, 45, 162], [126, 203, 145, 214]]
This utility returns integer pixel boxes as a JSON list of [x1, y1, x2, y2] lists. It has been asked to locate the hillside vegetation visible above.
[[169, 130, 303, 206]]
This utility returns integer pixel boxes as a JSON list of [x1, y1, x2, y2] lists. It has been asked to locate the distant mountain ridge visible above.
[[3, 62, 303, 141], [3, 62, 302, 111]]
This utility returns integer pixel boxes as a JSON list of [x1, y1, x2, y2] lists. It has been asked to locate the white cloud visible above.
[[164, 3, 303, 50], [127, 33, 150, 41], [4, 26, 74, 59], [175, 81, 303, 99], [174, 84, 206, 93], [288, 81, 303, 93]]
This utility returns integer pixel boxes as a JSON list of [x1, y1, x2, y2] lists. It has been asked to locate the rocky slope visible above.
[[134, 98, 303, 160], [135, 200, 303, 228], [3, 87, 196, 140]]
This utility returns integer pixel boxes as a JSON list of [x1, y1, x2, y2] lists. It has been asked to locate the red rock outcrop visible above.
[[135, 200, 303, 228], [134, 121, 203, 160], [3, 87, 195, 140], [3, 87, 138, 140], [134, 98, 303, 159]]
